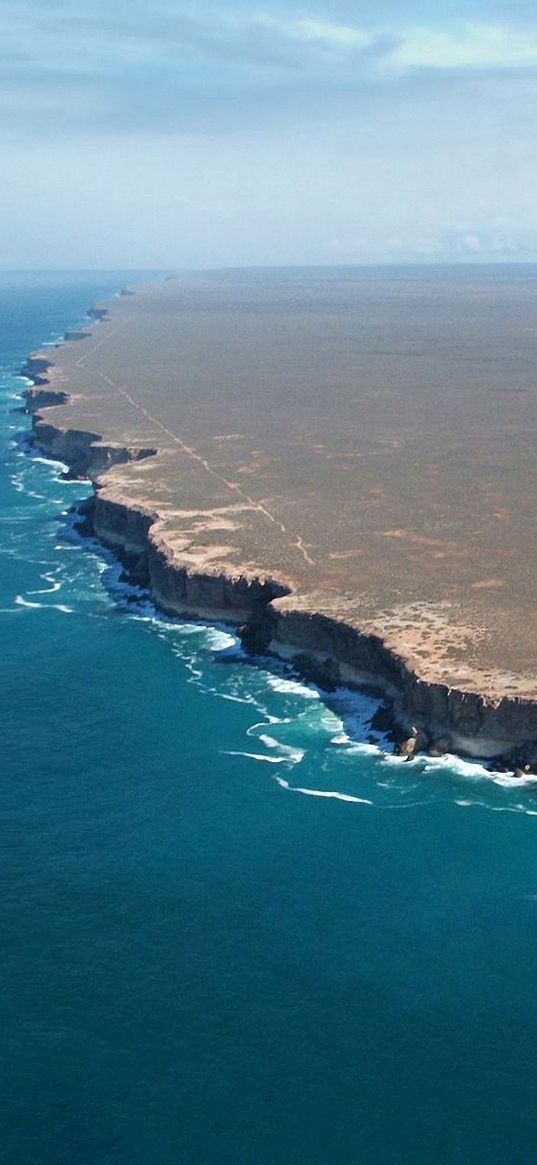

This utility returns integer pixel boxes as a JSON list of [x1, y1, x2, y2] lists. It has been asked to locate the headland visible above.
[[23, 268, 537, 766]]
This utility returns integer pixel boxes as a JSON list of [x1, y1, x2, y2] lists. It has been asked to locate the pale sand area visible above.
[[29, 268, 537, 701]]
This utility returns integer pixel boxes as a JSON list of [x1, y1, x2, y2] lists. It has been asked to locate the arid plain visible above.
[[27, 268, 537, 750]]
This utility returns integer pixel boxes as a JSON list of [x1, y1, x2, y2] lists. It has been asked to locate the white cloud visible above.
[[272, 17, 374, 50], [460, 232, 484, 253], [238, 13, 537, 73], [228, 13, 537, 73], [3, 4, 537, 264], [392, 23, 537, 71], [5, 6, 537, 87], [234, 12, 375, 53]]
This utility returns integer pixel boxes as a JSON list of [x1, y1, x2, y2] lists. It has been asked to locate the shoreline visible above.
[[21, 303, 537, 773]]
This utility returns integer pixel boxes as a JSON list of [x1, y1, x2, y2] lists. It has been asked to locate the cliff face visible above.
[[148, 533, 290, 623], [31, 417, 156, 479], [24, 386, 69, 410], [89, 482, 537, 757], [22, 354, 53, 379], [63, 330, 91, 342], [246, 600, 537, 759], [22, 334, 537, 767], [91, 492, 290, 621], [92, 494, 156, 557]]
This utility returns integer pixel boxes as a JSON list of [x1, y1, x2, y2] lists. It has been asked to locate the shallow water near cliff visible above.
[[3, 270, 537, 1165]]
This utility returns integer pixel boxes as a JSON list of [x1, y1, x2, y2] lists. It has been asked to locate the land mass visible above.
[[23, 268, 537, 766]]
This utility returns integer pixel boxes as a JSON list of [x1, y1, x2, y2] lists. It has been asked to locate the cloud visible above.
[[246, 14, 375, 50], [2, 2, 537, 265], [2, 4, 537, 143], [392, 22, 537, 71], [4, 4, 537, 102]]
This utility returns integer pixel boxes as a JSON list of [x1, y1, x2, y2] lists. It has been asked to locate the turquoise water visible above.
[[3, 271, 537, 1164]]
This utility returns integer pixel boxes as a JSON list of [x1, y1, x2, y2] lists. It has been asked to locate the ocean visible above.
[[2, 270, 537, 1164]]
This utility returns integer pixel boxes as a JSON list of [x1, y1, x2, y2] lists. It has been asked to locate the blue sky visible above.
[[2, 1, 537, 267]]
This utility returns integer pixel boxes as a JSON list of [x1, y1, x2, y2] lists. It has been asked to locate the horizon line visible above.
[[4, 259, 537, 274]]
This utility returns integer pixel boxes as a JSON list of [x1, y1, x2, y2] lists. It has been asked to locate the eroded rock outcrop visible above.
[[24, 386, 69, 411], [31, 417, 156, 480], [21, 354, 53, 381]]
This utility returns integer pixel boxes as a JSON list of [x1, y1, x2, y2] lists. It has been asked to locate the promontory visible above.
[[24, 267, 537, 764]]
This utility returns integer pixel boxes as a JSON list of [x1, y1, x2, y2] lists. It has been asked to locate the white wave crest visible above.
[[15, 594, 43, 608], [27, 570, 62, 596], [256, 733, 305, 765], [276, 777, 372, 804], [223, 750, 283, 765], [266, 674, 320, 699], [203, 627, 237, 652], [14, 594, 73, 614]]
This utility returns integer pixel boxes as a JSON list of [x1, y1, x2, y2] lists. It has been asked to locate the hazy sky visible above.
[[2, 0, 537, 267]]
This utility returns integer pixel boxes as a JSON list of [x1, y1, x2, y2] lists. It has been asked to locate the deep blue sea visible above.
[[3, 271, 537, 1165]]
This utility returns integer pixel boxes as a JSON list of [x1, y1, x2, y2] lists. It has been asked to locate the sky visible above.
[[2, 0, 537, 268]]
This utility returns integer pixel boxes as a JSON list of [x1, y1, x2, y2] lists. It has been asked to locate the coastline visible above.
[[21, 300, 537, 773]]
